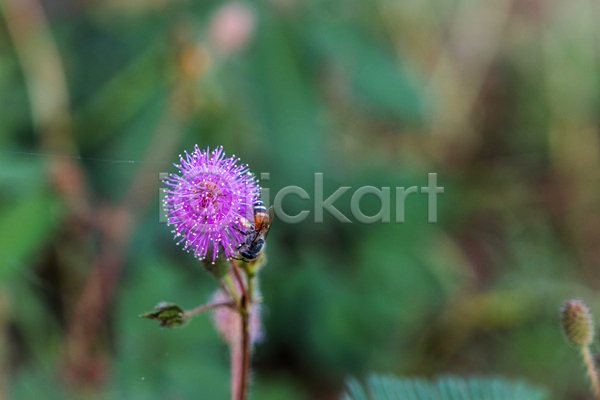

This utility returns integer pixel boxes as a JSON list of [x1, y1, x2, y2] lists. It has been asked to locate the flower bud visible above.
[[562, 299, 595, 348], [140, 302, 189, 328]]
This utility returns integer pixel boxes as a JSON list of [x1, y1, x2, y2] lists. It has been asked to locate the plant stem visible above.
[[246, 270, 256, 307], [186, 301, 235, 317], [240, 267, 258, 400], [228, 259, 252, 400], [230, 259, 248, 301], [224, 274, 239, 303], [582, 346, 600, 400], [239, 296, 251, 400]]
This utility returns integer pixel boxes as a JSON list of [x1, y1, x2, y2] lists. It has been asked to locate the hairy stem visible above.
[[239, 295, 251, 400], [230, 259, 249, 301], [582, 346, 600, 400], [246, 270, 256, 307], [186, 301, 235, 317], [224, 275, 239, 303], [227, 259, 252, 400]]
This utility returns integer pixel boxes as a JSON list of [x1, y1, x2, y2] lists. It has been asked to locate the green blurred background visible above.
[[0, 0, 599, 398]]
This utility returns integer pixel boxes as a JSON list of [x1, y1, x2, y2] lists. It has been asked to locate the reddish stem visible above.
[[230, 259, 248, 300], [582, 346, 600, 400], [186, 301, 235, 317], [228, 259, 251, 400], [239, 296, 251, 400]]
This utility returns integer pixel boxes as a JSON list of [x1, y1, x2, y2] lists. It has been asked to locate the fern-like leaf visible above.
[[342, 375, 550, 400]]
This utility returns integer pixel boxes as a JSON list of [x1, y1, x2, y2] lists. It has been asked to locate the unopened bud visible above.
[[140, 302, 189, 328], [562, 299, 595, 348]]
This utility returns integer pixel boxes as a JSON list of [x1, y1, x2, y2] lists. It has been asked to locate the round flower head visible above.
[[562, 298, 595, 348], [164, 146, 260, 263]]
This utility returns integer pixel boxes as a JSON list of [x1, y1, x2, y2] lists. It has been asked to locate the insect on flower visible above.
[[163, 145, 260, 263], [237, 197, 274, 262]]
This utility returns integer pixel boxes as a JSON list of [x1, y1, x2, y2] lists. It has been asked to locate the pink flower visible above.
[[164, 146, 260, 262]]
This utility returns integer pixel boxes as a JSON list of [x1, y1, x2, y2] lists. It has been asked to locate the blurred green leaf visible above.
[[342, 375, 550, 400], [250, 15, 323, 181], [0, 190, 62, 279], [310, 25, 426, 124], [73, 39, 167, 150]]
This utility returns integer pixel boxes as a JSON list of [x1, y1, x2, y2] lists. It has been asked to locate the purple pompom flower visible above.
[[164, 145, 260, 263]]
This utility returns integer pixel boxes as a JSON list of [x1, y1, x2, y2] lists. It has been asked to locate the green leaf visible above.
[[342, 375, 550, 400], [342, 377, 369, 400]]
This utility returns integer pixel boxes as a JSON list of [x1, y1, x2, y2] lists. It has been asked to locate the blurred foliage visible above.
[[342, 375, 549, 400], [0, 0, 599, 399]]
